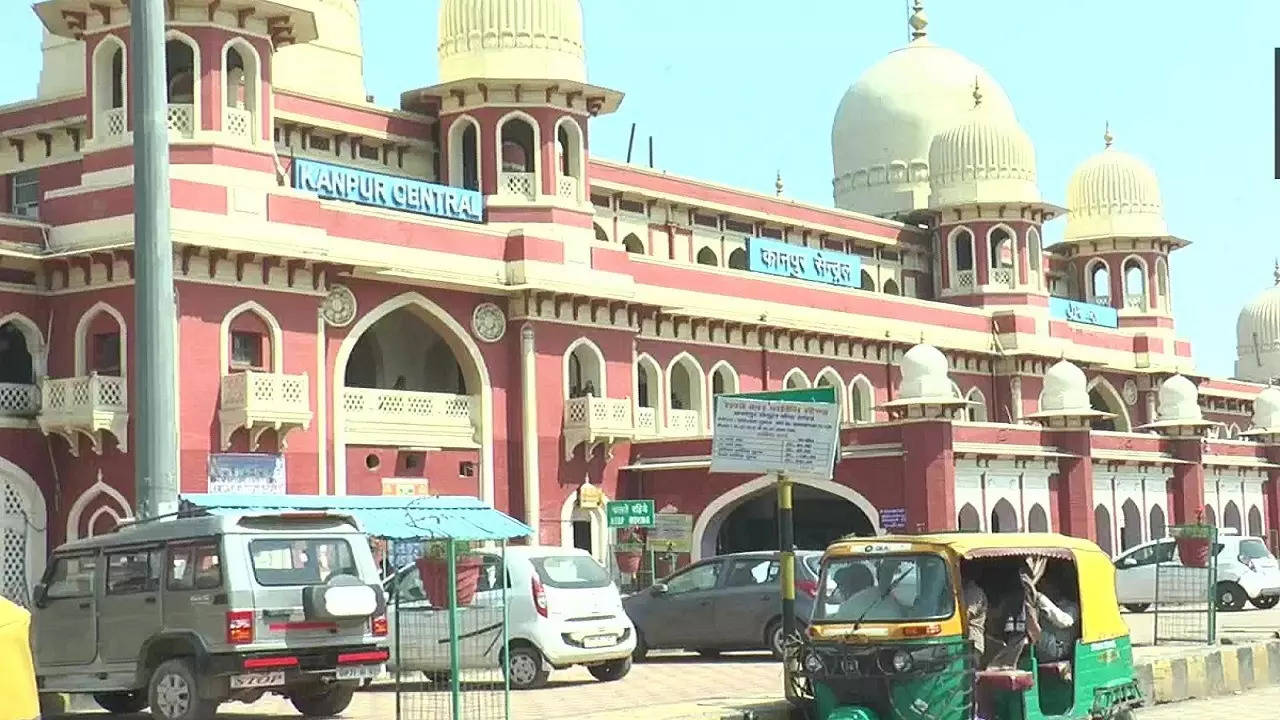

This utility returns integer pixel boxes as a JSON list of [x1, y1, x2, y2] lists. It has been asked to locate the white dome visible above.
[[1153, 375, 1203, 424], [927, 84, 1039, 208], [1063, 128, 1168, 242], [1037, 360, 1090, 414], [438, 0, 586, 84], [898, 344, 954, 400], [831, 19, 1016, 217], [1249, 387, 1280, 433], [1235, 265, 1280, 383], [273, 0, 367, 104]]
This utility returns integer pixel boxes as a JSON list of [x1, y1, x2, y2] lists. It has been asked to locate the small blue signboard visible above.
[[879, 507, 908, 530], [746, 237, 861, 288], [1049, 297, 1119, 329], [293, 157, 484, 224]]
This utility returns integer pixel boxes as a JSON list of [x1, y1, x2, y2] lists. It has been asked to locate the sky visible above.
[[1, 1, 1277, 378]]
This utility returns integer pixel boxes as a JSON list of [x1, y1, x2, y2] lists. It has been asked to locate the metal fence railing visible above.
[[1153, 524, 1218, 645]]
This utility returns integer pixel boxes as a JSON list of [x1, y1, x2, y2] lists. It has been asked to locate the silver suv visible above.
[[31, 509, 387, 720]]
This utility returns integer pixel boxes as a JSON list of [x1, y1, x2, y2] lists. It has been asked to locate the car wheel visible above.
[[1252, 595, 1280, 610], [766, 620, 786, 661], [587, 657, 632, 682], [289, 682, 357, 718], [631, 631, 649, 662], [506, 645, 550, 690], [94, 690, 149, 714], [147, 659, 218, 720], [1217, 582, 1248, 612], [1123, 603, 1150, 613]]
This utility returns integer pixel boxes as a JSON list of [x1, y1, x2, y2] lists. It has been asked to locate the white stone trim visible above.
[[73, 301, 128, 377], [219, 300, 285, 373], [0, 311, 47, 377], [559, 487, 611, 565], [0, 456, 47, 596], [1087, 376, 1132, 431], [494, 109, 544, 195], [65, 475, 132, 542], [85, 505, 123, 537], [707, 360, 740, 397], [782, 367, 810, 389], [563, 337, 607, 400], [665, 352, 707, 430]]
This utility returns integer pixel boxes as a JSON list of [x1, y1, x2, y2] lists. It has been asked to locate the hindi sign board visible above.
[[207, 453, 286, 495], [879, 507, 908, 530], [647, 513, 693, 553], [1048, 296, 1119, 329], [607, 500, 656, 528], [710, 389, 841, 479], [747, 237, 861, 288]]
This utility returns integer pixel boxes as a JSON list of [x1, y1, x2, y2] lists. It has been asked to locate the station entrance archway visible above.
[[694, 478, 878, 559]]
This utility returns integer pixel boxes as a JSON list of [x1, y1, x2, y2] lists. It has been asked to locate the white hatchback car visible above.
[[383, 546, 635, 689], [1114, 531, 1280, 612]]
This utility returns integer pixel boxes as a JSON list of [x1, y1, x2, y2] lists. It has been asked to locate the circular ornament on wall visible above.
[[1122, 379, 1139, 406], [321, 284, 358, 327], [472, 302, 506, 343]]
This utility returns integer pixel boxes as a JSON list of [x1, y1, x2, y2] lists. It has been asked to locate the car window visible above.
[[1239, 539, 1272, 561], [530, 555, 610, 589], [802, 554, 822, 578], [1154, 541, 1176, 563], [106, 549, 162, 595], [666, 562, 720, 594], [45, 555, 98, 599], [390, 565, 426, 602], [475, 555, 509, 592], [1118, 544, 1157, 568], [168, 542, 223, 591], [725, 559, 779, 588], [249, 538, 358, 586]]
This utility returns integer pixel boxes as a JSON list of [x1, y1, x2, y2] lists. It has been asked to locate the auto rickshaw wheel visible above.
[[1252, 595, 1280, 610], [1216, 582, 1248, 612]]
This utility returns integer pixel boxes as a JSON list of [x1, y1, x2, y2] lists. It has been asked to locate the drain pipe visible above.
[[520, 324, 541, 543]]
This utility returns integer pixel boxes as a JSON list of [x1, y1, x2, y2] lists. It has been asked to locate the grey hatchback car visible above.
[[31, 508, 387, 720], [623, 551, 822, 660]]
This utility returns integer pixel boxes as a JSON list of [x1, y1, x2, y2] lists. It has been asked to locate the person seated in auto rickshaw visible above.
[[787, 533, 1142, 720]]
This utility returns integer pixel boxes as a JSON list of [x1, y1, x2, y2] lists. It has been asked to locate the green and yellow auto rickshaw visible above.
[[784, 533, 1142, 720]]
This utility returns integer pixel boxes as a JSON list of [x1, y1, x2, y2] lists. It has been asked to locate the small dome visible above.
[[898, 344, 954, 400], [1249, 387, 1280, 432], [1153, 375, 1203, 424], [831, 17, 1016, 217], [1063, 128, 1168, 242], [1237, 264, 1280, 370], [1037, 360, 1090, 414], [438, 0, 586, 84], [927, 83, 1039, 208]]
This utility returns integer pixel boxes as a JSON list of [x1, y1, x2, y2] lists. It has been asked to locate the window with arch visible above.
[[635, 355, 661, 412], [1087, 260, 1111, 306], [1223, 500, 1243, 533], [958, 503, 981, 531], [1155, 258, 1170, 310], [814, 369, 845, 418], [988, 226, 1015, 288], [593, 224, 609, 243], [1095, 505, 1113, 556], [555, 119, 584, 200], [1087, 378, 1131, 432], [728, 248, 748, 270], [668, 355, 705, 432], [222, 42, 259, 141], [92, 38, 126, 138], [1120, 499, 1142, 551], [165, 38, 196, 104], [965, 388, 988, 422], [849, 375, 874, 423], [623, 234, 645, 254], [448, 117, 481, 192], [696, 247, 718, 266], [1149, 505, 1166, 539], [860, 270, 875, 292], [565, 341, 604, 399], [952, 228, 975, 272], [0, 319, 38, 387], [1027, 228, 1042, 287], [710, 363, 738, 399], [227, 310, 272, 372], [1248, 506, 1263, 536], [883, 278, 900, 295], [1204, 504, 1217, 528], [85, 313, 123, 376], [990, 499, 1018, 533], [1027, 504, 1049, 532], [1123, 257, 1147, 310], [500, 117, 535, 173], [784, 370, 810, 390]]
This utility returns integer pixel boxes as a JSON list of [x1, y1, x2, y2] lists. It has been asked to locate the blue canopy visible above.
[[179, 494, 531, 542]]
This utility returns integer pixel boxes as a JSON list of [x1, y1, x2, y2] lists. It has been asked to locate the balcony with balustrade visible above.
[[498, 172, 537, 201], [343, 387, 478, 448], [0, 382, 40, 421], [38, 374, 128, 455], [563, 395, 636, 460], [219, 371, 312, 451], [666, 409, 702, 438], [634, 405, 660, 438], [167, 104, 195, 139], [99, 107, 126, 139], [224, 107, 253, 141]]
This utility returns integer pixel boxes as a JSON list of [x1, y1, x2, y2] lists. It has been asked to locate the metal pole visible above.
[[131, 0, 178, 519], [501, 539, 510, 720], [447, 539, 462, 720], [778, 473, 796, 641]]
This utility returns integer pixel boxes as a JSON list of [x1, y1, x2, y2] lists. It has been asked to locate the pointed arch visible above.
[[563, 337, 607, 399], [164, 30, 201, 132], [696, 247, 718, 266], [634, 353, 662, 409], [1223, 500, 1242, 533], [333, 292, 494, 501], [958, 503, 981, 531], [622, 233, 645, 254], [1149, 504, 1167, 539], [708, 360, 739, 399], [495, 109, 542, 197], [666, 352, 707, 430], [965, 387, 988, 422], [73, 301, 128, 378], [1155, 257, 1170, 311], [91, 34, 127, 139], [1121, 255, 1148, 310], [0, 456, 48, 605], [1095, 504, 1114, 556], [849, 374, 874, 423], [219, 301, 284, 374], [593, 223, 609, 243], [447, 114, 482, 192], [948, 226, 975, 280], [990, 498, 1018, 532], [1086, 258, 1111, 306], [220, 36, 262, 142], [728, 247, 748, 270], [559, 485, 611, 565], [554, 116, 585, 201], [1120, 499, 1142, 551], [1248, 505, 1264, 536], [1087, 376, 1132, 432], [783, 368, 811, 390], [0, 312, 46, 378], [1027, 227, 1043, 287], [814, 367, 846, 420], [65, 476, 133, 542], [949, 380, 963, 399], [1027, 504, 1049, 532]]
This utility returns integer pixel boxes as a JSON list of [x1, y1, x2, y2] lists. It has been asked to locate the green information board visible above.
[[724, 387, 838, 404], [607, 499, 655, 528]]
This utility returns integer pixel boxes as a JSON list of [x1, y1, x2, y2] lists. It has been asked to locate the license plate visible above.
[[335, 664, 385, 681], [230, 671, 285, 689], [582, 635, 615, 649]]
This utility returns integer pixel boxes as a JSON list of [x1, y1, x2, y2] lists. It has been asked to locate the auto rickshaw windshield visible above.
[[814, 554, 954, 623]]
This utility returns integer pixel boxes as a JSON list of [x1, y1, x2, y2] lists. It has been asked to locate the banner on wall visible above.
[[207, 454, 286, 496]]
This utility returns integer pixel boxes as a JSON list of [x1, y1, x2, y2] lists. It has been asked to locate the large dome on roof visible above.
[[927, 82, 1039, 208], [1062, 128, 1168, 242], [832, 8, 1017, 218], [272, 0, 367, 104], [1236, 263, 1280, 383], [438, 0, 586, 84]]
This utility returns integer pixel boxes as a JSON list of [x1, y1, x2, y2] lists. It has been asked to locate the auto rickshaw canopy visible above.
[[0, 596, 39, 720], [824, 532, 1129, 645]]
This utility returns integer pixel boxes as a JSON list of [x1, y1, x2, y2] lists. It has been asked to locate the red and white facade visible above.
[[0, 0, 1275, 605]]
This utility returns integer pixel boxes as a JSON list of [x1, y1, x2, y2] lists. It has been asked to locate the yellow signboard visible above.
[[382, 478, 430, 497], [579, 483, 604, 509]]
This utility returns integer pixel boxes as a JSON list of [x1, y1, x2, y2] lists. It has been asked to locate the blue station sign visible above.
[[746, 236, 861, 288], [1049, 296, 1119, 329], [293, 157, 484, 224]]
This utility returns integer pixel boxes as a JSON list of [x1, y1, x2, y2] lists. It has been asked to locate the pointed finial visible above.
[[97, 469, 104, 483], [1103, 122, 1114, 148], [908, 0, 928, 41], [972, 77, 983, 108], [775, 170, 784, 197]]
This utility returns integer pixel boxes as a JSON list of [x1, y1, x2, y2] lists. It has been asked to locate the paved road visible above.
[[1137, 685, 1280, 718]]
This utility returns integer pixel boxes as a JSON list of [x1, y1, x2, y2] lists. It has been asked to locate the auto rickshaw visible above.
[[784, 533, 1141, 720], [0, 595, 39, 720]]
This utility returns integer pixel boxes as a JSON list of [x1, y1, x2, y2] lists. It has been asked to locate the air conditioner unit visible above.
[[13, 204, 39, 220]]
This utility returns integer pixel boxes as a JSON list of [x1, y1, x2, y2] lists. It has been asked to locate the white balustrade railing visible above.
[[499, 172, 537, 200], [100, 107, 126, 138], [666, 409, 701, 436], [41, 374, 127, 416], [220, 371, 308, 415], [635, 406, 659, 437], [563, 396, 633, 436], [343, 387, 474, 436], [1092, 295, 1111, 307], [224, 106, 253, 140], [954, 269, 975, 290], [167, 103, 195, 138], [990, 267, 1014, 287], [557, 175, 580, 201], [0, 382, 39, 417], [1124, 293, 1146, 310]]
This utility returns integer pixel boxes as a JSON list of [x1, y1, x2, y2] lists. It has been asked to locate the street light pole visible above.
[[131, 2, 179, 519]]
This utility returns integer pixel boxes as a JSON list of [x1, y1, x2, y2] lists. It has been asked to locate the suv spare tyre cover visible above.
[[302, 574, 386, 621]]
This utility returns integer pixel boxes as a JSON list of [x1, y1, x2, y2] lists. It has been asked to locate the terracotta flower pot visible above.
[[416, 554, 483, 608], [1176, 536, 1211, 568], [614, 550, 643, 574]]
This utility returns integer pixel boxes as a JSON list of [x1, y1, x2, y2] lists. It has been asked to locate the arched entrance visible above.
[[559, 488, 609, 566], [990, 499, 1018, 533], [1223, 501, 1242, 534], [333, 293, 494, 500], [0, 459, 47, 608], [1095, 505, 1113, 556], [1120, 499, 1142, 551], [693, 477, 880, 560], [1027, 504, 1049, 532], [1149, 505, 1167, 539], [1248, 506, 1263, 537], [958, 503, 981, 531]]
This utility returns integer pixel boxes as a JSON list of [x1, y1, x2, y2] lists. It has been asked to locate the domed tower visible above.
[[406, 0, 622, 229], [273, 0, 367, 104], [831, 2, 1017, 219], [1058, 126, 1187, 329], [926, 81, 1061, 305], [1236, 262, 1280, 383]]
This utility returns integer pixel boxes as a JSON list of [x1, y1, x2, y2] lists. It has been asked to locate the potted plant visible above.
[[415, 540, 484, 608], [1174, 513, 1213, 568], [613, 529, 644, 574]]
